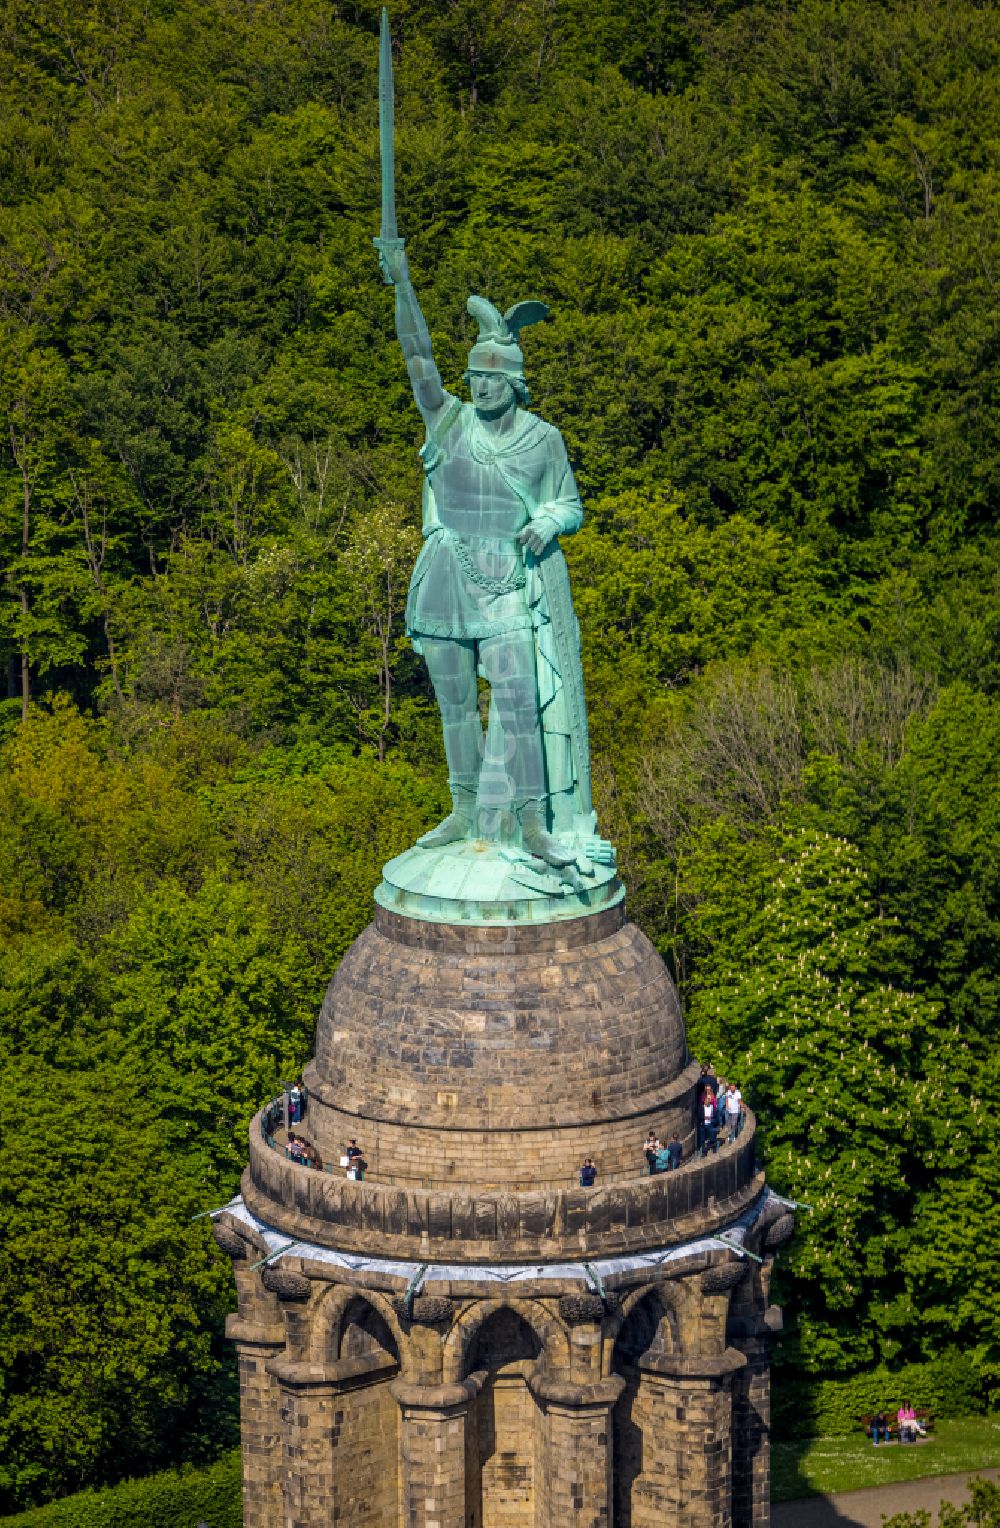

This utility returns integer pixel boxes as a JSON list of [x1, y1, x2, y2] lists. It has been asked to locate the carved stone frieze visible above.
[[559, 1293, 606, 1324], [701, 1260, 750, 1294], [212, 1221, 246, 1260], [763, 1213, 795, 1250], [390, 1294, 453, 1326], [260, 1265, 311, 1301]]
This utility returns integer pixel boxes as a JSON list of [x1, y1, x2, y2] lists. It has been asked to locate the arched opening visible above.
[[339, 1296, 400, 1364], [466, 1307, 544, 1528], [469, 1306, 541, 1371], [612, 1289, 675, 1528], [331, 1296, 400, 1526]]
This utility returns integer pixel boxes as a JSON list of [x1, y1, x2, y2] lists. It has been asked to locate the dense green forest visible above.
[[1, 0, 998, 1511]]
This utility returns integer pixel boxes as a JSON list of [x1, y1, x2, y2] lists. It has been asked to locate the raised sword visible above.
[[373, 7, 405, 282]]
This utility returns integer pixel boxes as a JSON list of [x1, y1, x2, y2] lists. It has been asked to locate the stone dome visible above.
[[300, 901, 697, 1189]]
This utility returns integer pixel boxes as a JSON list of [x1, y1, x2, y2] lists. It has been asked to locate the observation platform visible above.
[[240, 896, 762, 1262], [245, 1102, 761, 1263]]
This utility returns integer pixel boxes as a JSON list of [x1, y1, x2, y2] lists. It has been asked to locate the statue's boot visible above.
[[418, 783, 478, 848], [517, 799, 576, 868]]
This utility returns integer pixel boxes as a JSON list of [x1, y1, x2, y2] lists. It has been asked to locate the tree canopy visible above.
[[0, 0, 997, 1509]]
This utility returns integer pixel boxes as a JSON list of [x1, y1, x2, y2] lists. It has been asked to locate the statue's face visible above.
[[468, 370, 515, 417]]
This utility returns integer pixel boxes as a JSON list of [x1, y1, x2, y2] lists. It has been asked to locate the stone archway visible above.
[[444, 1296, 569, 1385], [611, 1286, 677, 1528], [325, 1292, 401, 1526], [308, 1281, 407, 1369], [339, 1293, 401, 1364], [461, 1305, 548, 1528]]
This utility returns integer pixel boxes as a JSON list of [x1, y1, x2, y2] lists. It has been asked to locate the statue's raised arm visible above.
[[376, 243, 450, 427]]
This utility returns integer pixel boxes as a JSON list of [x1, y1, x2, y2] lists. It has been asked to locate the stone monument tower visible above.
[[211, 14, 794, 1524]]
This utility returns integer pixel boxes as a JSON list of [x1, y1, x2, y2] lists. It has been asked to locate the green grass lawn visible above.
[[773, 1416, 1000, 1502]]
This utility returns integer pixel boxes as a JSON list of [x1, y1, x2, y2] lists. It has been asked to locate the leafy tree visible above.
[[0, 0, 998, 1506], [681, 823, 945, 1372], [0, 1047, 239, 1508]]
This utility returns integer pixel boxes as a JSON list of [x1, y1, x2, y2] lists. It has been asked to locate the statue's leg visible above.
[[544, 728, 575, 834], [417, 636, 482, 847], [480, 631, 575, 868], [478, 694, 511, 842]]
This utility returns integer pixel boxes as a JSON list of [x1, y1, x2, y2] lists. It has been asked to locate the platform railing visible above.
[[258, 1093, 751, 1191]]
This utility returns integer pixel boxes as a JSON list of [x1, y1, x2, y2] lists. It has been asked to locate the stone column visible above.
[[728, 1307, 783, 1528], [273, 1360, 337, 1528], [226, 1314, 286, 1528], [635, 1348, 747, 1528], [392, 1375, 483, 1528], [269, 1351, 401, 1528], [530, 1372, 625, 1527]]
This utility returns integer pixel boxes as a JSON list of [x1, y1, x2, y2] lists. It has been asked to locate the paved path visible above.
[[772, 1467, 1000, 1527]]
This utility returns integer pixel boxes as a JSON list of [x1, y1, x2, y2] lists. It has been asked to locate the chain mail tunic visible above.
[[406, 400, 583, 643]]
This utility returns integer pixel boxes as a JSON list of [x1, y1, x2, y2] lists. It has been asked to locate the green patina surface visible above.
[[377, 838, 624, 925], [374, 8, 616, 921]]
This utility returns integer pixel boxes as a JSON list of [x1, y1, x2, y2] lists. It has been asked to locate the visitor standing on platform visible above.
[[344, 1139, 365, 1181], [699, 1090, 718, 1155], [644, 1131, 658, 1174], [726, 1083, 743, 1140]]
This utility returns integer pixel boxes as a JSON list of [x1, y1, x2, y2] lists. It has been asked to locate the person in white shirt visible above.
[[725, 1084, 743, 1140], [699, 1090, 718, 1156]]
